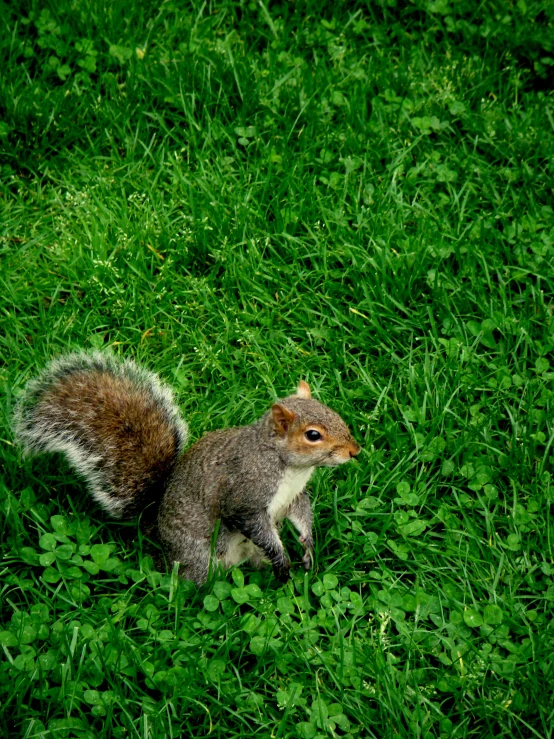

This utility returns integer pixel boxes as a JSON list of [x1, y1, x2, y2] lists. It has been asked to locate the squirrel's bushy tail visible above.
[[14, 352, 188, 519]]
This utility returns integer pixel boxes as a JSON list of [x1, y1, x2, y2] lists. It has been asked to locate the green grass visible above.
[[1, 0, 554, 737]]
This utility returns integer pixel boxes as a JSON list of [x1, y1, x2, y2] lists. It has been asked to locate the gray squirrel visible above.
[[14, 352, 360, 585]]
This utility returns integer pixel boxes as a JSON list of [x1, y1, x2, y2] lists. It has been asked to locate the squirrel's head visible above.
[[269, 381, 361, 468]]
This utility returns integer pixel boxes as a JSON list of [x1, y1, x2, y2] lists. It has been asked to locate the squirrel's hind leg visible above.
[[161, 534, 212, 585]]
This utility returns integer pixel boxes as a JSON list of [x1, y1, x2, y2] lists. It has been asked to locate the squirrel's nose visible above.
[[349, 443, 361, 458]]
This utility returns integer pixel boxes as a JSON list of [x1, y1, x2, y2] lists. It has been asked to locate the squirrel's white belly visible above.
[[268, 466, 314, 522], [220, 533, 261, 567]]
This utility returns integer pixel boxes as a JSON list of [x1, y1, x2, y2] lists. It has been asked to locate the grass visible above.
[[1, 0, 554, 736]]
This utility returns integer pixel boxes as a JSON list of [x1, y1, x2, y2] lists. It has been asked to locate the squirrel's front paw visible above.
[[299, 535, 314, 570]]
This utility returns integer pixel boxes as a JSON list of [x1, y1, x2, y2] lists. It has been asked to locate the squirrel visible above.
[[14, 352, 360, 585]]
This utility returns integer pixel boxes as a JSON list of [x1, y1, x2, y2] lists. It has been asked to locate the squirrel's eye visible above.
[[305, 430, 322, 442]]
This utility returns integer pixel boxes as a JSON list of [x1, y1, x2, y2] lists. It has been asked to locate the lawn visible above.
[[1, 0, 554, 737]]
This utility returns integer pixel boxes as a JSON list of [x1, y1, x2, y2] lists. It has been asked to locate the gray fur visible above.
[[158, 396, 358, 584]]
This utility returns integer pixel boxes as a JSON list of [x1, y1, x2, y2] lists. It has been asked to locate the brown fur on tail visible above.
[[14, 352, 188, 519]]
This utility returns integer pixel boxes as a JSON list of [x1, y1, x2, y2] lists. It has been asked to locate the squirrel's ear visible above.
[[272, 404, 296, 435], [296, 381, 311, 399]]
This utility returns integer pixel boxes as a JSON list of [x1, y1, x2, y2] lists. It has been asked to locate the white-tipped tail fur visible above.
[[14, 351, 189, 519]]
